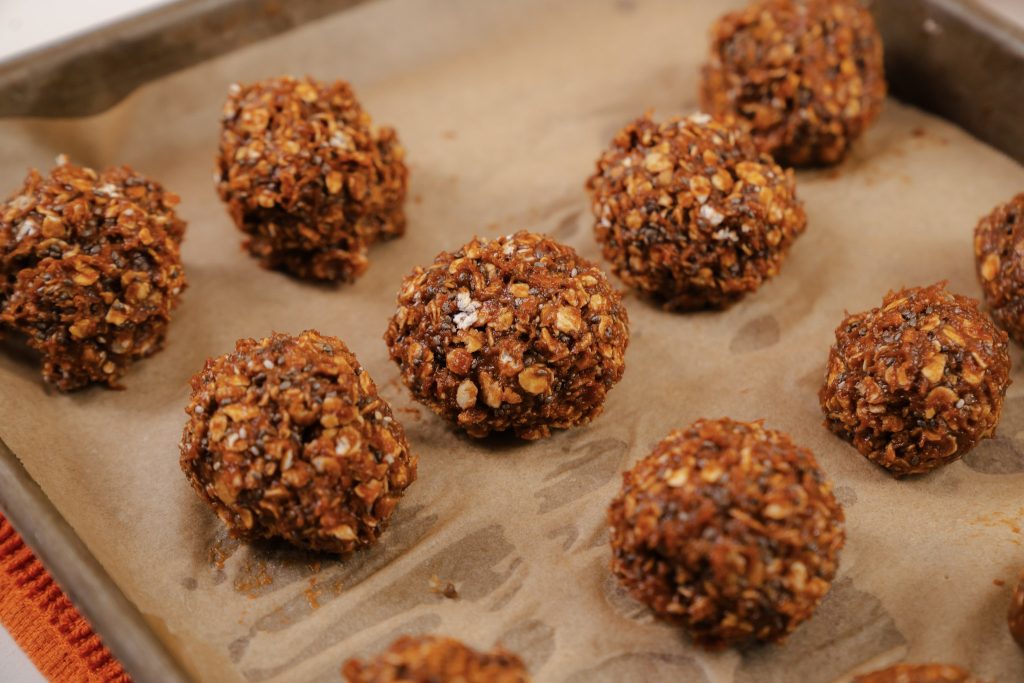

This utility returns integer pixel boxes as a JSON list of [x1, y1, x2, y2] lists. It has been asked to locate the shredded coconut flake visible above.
[[700, 204, 725, 226], [453, 290, 482, 329], [454, 310, 478, 329], [329, 131, 352, 150], [15, 219, 37, 242]]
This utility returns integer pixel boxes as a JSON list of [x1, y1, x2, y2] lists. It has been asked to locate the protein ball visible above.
[[586, 113, 806, 310], [974, 192, 1024, 343], [180, 330, 416, 553], [0, 157, 186, 391], [820, 283, 1011, 477], [1010, 570, 1024, 648], [216, 76, 408, 282], [608, 418, 845, 649], [384, 231, 629, 440], [342, 635, 531, 683], [854, 664, 987, 683], [700, 0, 886, 167]]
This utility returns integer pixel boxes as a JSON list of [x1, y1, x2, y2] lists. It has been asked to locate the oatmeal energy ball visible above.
[[974, 192, 1024, 343], [586, 113, 806, 310], [384, 231, 629, 440], [0, 156, 186, 390], [216, 76, 407, 282], [180, 330, 416, 553], [820, 283, 1011, 477], [342, 635, 531, 683], [608, 418, 845, 649], [700, 0, 886, 167], [854, 664, 988, 683]]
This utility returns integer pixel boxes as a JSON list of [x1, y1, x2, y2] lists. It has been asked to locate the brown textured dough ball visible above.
[[974, 192, 1024, 343], [384, 231, 629, 440], [854, 663, 988, 683], [216, 76, 407, 282], [1010, 570, 1024, 649], [0, 156, 186, 391], [342, 635, 531, 683], [586, 113, 806, 310], [700, 0, 886, 167], [608, 418, 845, 649], [820, 283, 1011, 477], [180, 330, 416, 553]]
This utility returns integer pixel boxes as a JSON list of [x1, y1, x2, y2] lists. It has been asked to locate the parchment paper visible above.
[[2, 0, 1024, 681]]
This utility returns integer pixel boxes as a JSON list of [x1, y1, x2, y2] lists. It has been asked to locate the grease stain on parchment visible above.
[[238, 523, 519, 680], [735, 578, 906, 683], [729, 314, 782, 353], [535, 437, 628, 514], [565, 652, 710, 683], [964, 396, 1024, 474]]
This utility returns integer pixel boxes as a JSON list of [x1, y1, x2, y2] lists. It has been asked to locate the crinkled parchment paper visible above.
[[1, 0, 1023, 681]]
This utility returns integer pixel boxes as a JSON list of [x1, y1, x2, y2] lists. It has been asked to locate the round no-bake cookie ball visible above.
[[820, 283, 1011, 477], [854, 664, 987, 683], [180, 330, 416, 553], [384, 231, 629, 440], [342, 635, 531, 683], [608, 418, 845, 649], [586, 113, 806, 310], [974, 192, 1024, 343], [0, 156, 186, 391], [216, 76, 407, 282], [700, 0, 886, 167]]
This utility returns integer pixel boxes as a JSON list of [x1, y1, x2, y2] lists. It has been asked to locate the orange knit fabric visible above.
[[0, 514, 130, 683]]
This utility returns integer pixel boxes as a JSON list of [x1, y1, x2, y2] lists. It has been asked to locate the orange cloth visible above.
[[0, 514, 130, 682]]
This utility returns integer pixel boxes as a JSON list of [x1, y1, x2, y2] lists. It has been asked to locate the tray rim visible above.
[[0, 437, 191, 683], [0, 0, 371, 119], [0, 1, 1023, 682], [0, 1, 375, 681]]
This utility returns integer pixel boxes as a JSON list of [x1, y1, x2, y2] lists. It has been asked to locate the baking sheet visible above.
[[1, 0, 1024, 681]]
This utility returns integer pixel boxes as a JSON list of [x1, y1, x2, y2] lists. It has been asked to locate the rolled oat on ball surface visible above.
[[180, 330, 416, 554], [384, 231, 629, 440], [216, 76, 407, 282], [700, 0, 886, 167], [0, 156, 186, 390], [820, 282, 1011, 477], [586, 113, 806, 310], [608, 418, 845, 649], [342, 635, 531, 683], [974, 192, 1024, 343]]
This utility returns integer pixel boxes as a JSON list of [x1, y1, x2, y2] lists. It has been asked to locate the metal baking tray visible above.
[[0, 1, 1021, 681]]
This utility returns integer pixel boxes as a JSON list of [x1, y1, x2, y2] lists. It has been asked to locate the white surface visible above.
[[0, 626, 45, 683], [0, 0, 174, 61]]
